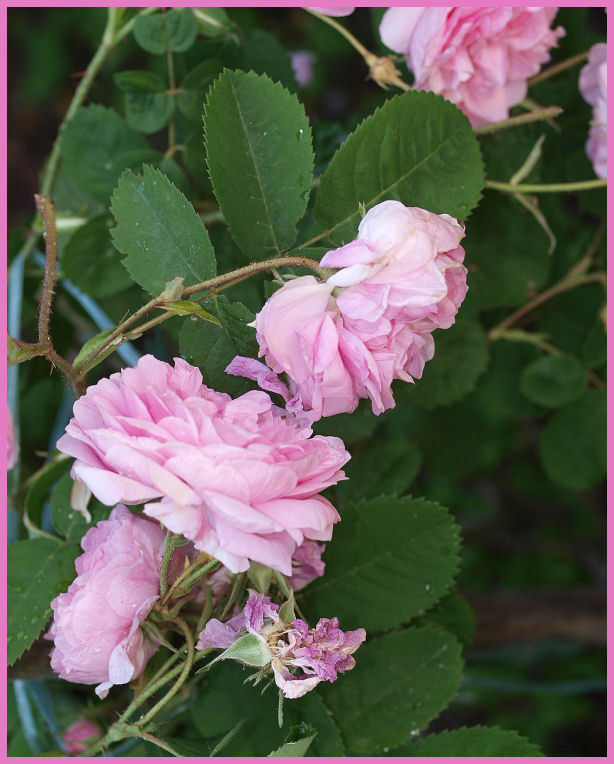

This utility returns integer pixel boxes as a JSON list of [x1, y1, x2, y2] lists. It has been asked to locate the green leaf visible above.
[[216, 296, 258, 356], [204, 69, 314, 259], [8, 538, 80, 665], [320, 626, 463, 754], [133, 9, 198, 54], [24, 456, 71, 532], [193, 7, 234, 37], [268, 732, 316, 757], [49, 472, 110, 544], [336, 438, 421, 502], [62, 215, 134, 298], [394, 725, 543, 756], [540, 389, 606, 490], [410, 320, 489, 409], [520, 354, 587, 408], [178, 60, 223, 121], [114, 70, 174, 134], [240, 29, 298, 91], [61, 105, 161, 203], [301, 496, 460, 632], [7, 335, 45, 366], [211, 633, 272, 668], [415, 593, 476, 646], [248, 561, 274, 594], [314, 90, 484, 245], [164, 300, 220, 323], [72, 328, 121, 373], [110, 165, 216, 295]]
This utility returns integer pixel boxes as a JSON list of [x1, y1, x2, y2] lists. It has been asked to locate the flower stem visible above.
[[485, 178, 606, 194], [304, 8, 371, 59], [528, 49, 591, 87], [159, 533, 184, 598], [138, 730, 181, 756], [474, 106, 563, 135]]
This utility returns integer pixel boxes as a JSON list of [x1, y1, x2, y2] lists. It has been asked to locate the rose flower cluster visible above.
[[47, 199, 468, 700]]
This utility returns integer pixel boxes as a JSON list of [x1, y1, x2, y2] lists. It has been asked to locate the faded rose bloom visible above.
[[7, 406, 18, 470], [229, 201, 465, 419], [290, 50, 315, 88], [197, 592, 365, 698], [57, 356, 348, 575], [380, 7, 564, 126], [288, 540, 325, 591], [63, 719, 101, 754], [579, 43, 607, 179], [46, 505, 185, 698]]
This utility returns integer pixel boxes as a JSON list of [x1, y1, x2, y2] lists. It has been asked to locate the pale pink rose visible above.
[[291, 50, 315, 88], [289, 539, 325, 591], [46, 504, 184, 698], [380, 7, 564, 126], [233, 201, 465, 419], [579, 43, 607, 179], [7, 406, 18, 470], [308, 7, 355, 17], [57, 356, 348, 576], [63, 719, 101, 754], [198, 592, 366, 698]]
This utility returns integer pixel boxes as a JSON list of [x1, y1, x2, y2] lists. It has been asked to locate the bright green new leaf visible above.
[[164, 300, 220, 323], [320, 626, 463, 754], [61, 105, 161, 203], [314, 90, 484, 245], [114, 70, 175, 134], [211, 633, 272, 668], [73, 328, 121, 373], [204, 69, 314, 259], [301, 496, 460, 631], [111, 165, 216, 295], [8, 538, 80, 665]]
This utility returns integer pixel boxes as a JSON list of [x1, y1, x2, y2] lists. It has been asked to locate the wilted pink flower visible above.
[[308, 7, 355, 17], [46, 505, 184, 698], [291, 50, 315, 88], [380, 7, 564, 126], [7, 406, 18, 470], [579, 43, 607, 179], [57, 356, 348, 575], [289, 540, 325, 591], [230, 201, 465, 419], [63, 719, 101, 754], [197, 592, 365, 698]]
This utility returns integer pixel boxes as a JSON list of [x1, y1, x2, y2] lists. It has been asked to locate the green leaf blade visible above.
[[394, 725, 543, 756], [204, 69, 314, 260], [110, 165, 216, 295]]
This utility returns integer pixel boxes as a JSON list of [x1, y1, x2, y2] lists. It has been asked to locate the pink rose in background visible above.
[[380, 7, 564, 126], [57, 356, 348, 575], [46, 505, 183, 698], [289, 540, 326, 591], [308, 7, 355, 17], [63, 719, 101, 754], [231, 201, 465, 419], [291, 50, 315, 88], [579, 43, 607, 179], [197, 592, 365, 698], [7, 406, 18, 469]]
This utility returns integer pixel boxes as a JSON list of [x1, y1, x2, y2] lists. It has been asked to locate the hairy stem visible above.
[[475, 106, 563, 136], [159, 533, 184, 598], [485, 178, 606, 194]]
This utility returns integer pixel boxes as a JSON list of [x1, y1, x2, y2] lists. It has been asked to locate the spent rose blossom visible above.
[[57, 355, 348, 575], [380, 7, 564, 126], [7, 406, 18, 470], [197, 592, 365, 698], [579, 43, 607, 179], [63, 719, 101, 754], [46, 504, 184, 698], [230, 201, 465, 419]]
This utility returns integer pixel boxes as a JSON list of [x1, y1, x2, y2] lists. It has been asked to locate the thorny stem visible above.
[[474, 106, 563, 136], [485, 178, 606, 194], [139, 731, 181, 756], [159, 533, 184, 598], [161, 556, 219, 607], [528, 49, 591, 87]]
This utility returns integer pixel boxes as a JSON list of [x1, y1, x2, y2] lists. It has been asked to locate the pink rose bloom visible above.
[[7, 406, 18, 470], [308, 7, 355, 17], [63, 719, 101, 754], [46, 505, 182, 698], [579, 43, 607, 179], [289, 540, 325, 591], [230, 201, 465, 419], [380, 7, 564, 126], [197, 592, 365, 699], [57, 356, 348, 575], [291, 50, 315, 88]]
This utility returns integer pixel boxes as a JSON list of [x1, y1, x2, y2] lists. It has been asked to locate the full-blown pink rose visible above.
[[579, 43, 607, 179], [46, 505, 180, 698], [234, 201, 465, 419], [57, 356, 348, 575], [380, 7, 564, 126]]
